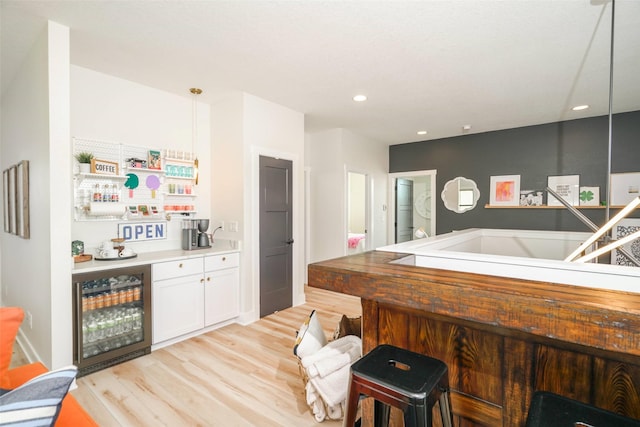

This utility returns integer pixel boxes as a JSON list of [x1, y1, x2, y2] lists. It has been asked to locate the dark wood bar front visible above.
[[308, 251, 640, 426]]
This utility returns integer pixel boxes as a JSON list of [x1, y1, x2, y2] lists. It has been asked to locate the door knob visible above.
[[285, 239, 294, 245]]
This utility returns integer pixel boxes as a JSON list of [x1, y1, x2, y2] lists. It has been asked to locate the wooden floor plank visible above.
[[66, 286, 361, 426]]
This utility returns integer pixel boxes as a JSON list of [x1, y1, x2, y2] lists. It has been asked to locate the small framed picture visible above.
[[128, 206, 139, 217], [91, 158, 119, 175], [579, 186, 600, 206], [610, 172, 640, 206], [3, 169, 9, 232], [547, 175, 580, 206], [138, 205, 149, 216], [519, 190, 545, 206], [490, 175, 521, 206], [148, 150, 161, 170]]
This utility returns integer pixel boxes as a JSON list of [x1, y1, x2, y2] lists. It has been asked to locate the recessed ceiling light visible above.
[[572, 104, 590, 111], [417, 130, 427, 135], [353, 94, 367, 102]]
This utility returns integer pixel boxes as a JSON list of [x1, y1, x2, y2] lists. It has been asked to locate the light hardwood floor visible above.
[[67, 286, 361, 426]]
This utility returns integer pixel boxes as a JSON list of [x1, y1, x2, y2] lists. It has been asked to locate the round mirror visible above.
[[441, 177, 480, 213]]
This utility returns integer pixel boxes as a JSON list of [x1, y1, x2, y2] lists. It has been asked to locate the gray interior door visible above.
[[259, 156, 293, 317], [395, 178, 414, 243]]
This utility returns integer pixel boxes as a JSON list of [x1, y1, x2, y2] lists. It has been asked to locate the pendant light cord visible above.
[[190, 88, 202, 185]]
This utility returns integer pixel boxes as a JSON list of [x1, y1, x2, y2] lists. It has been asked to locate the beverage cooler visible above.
[[72, 264, 151, 377]]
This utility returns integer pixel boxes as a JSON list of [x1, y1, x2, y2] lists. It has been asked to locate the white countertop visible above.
[[73, 239, 241, 273]]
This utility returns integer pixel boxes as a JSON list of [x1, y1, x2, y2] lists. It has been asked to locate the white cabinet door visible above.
[[204, 267, 239, 326], [152, 273, 204, 344]]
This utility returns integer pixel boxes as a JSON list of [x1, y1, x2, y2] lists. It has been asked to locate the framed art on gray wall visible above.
[[610, 172, 640, 206], [547, 174, 580, 206], [489, 175, 520, 206], [612, 219, 640, 266]]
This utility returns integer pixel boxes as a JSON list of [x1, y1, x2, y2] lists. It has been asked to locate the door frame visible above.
[[250, 147, 303, 322], [344, 166, 373, 254], [387, 169, 437, 244]]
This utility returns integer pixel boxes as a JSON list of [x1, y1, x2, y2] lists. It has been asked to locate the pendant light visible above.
[[190, 87, 202, 185]]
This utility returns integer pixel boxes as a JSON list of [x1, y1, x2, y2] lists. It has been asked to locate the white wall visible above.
[[341, 129, 388, 250], [1, 31, 214, 367], [348, 172, 366, 233], [306, 129, 345, 263], [306, 128, 388, 263], [0, 21, 71, 368], [211, 92, 305, 322], [211, 92, 244, 242], [70, 66, 211, 253]]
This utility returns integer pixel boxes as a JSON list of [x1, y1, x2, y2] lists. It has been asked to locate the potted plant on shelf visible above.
[[75, 152, 94, 173]]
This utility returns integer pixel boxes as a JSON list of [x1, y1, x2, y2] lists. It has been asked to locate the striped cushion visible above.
[[0, 365, 77, 427]]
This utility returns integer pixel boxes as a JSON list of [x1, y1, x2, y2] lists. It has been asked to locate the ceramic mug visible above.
[[100, 240, 113, 250], [119, 249, 134, 257], [100, 249, 118, 258]]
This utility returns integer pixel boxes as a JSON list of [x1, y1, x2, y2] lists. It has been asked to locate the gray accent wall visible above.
[[389, 111, 640, 235]]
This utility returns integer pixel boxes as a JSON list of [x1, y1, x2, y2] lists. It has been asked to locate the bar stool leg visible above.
[[438, 389, 454, 427], [374, 400, 391, 427], [343, 381, 361, 427], [406, 405, 426, 427]]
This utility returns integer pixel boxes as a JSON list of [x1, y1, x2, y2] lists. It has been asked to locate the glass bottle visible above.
[[102, 184, 111, 202], [111, 184, 119, 203], [93, 184, 102, 202]]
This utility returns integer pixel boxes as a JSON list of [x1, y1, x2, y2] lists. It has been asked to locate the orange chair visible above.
[[1, 307, 98, 426]]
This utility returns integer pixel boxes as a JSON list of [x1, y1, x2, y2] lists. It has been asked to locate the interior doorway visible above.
[[346, 171, 370, 254], [388, 170, 437, 244], [259, 155, 293, 317], [395, 178, 414, 243]]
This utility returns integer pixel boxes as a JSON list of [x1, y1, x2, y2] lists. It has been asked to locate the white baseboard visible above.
[[15, 327, 40, 365]]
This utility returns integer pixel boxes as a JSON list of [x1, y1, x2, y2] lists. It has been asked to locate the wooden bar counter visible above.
[[308, 251, 640, 426]]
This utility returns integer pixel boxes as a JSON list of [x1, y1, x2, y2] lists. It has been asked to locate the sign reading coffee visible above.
[[91, 158, 119, 175]]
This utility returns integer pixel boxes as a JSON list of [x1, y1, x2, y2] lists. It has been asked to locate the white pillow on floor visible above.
[[294, 310, 327, 359]]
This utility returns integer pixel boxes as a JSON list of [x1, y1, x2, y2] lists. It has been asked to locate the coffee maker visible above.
[[182, 219, 211, 250], [197, 219, 211, 248]]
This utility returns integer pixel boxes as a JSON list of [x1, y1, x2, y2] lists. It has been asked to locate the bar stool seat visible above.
[[526, 391, 640, 427], [343, 344, 453, 427]]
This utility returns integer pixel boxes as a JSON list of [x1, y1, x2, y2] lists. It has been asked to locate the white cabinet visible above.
[[152, 258, 204, 344], [152, 252, 240, 346], [204, 253, 240, 326]]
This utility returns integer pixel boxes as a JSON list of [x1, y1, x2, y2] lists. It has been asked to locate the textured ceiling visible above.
[[2, 1, 639, 145]]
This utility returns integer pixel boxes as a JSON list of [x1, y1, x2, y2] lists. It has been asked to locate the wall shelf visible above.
[[123, 167, 164, 174], [73, 138, 199, 221], [484, 204, 622, 209], [163, 193, 196, 197], [75, 173, 128, 182]]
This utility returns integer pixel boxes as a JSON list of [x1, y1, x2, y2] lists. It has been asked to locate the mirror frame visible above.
[[441, 176, 480, 214]]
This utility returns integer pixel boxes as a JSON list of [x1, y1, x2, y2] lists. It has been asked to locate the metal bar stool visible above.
[[526, 391, 640, 427], [343, 344, 454, 427]]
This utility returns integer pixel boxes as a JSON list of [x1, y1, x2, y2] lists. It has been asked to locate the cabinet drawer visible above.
[[205, 252, 239, 271], [152, 258, 203, 281]]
